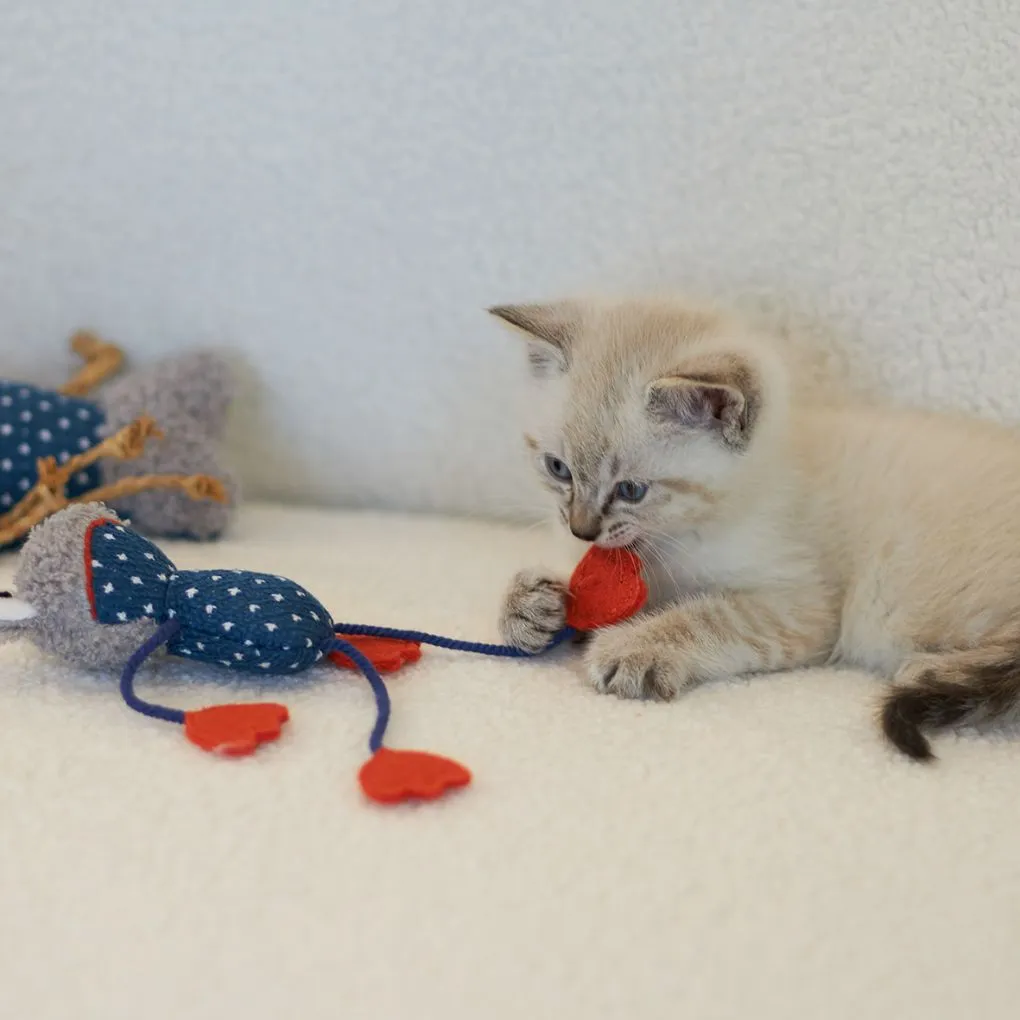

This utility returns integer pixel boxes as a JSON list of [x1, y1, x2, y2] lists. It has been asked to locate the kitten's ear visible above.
[[488, 302, 578, 378], [647, 356, 763, 448]]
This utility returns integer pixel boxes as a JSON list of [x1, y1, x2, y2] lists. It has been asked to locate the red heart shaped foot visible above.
[[359, 747, 471, 804], [566, 545, 648, 631], [184, 703, 290, 756], [331, 635, 422, 674]]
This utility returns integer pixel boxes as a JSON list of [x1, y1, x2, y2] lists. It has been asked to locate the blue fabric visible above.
[[89, 521, 176, 623], [166, 570, 334, 674], [87, 521, 336, 676], [0, 380, 105, 515]]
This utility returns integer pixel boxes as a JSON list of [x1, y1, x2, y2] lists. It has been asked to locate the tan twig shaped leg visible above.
[[58, 331, 125, 397], [80, 473, 228, 507], [0, 416, 227, 546]]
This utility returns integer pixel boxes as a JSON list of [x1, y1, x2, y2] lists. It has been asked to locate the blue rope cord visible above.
[[119, 619, 186, 724], [331, 623, 578, 657], [326, 637, 390, 753]]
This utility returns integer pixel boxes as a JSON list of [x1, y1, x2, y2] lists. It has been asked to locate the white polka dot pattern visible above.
[[87, 521, 336, 676], [0, 380, 105, 534]]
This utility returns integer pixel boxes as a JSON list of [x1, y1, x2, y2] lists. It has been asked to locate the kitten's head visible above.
[[492, 297, 790, 548]]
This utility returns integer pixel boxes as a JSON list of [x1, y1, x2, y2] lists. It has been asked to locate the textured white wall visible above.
[[1, 1, 1018, 517]]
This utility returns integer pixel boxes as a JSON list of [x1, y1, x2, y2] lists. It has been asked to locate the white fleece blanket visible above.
[[2, 504, 1019, 1020]]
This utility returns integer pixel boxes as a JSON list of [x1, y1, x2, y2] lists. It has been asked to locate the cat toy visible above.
[[0, 332, 235, 549], [0, 503, 648, 805]]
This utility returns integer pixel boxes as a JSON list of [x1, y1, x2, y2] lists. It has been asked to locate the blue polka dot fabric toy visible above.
[[0, 382, 105, 512], [0, 332, 236, 549], [0, 503, 649, 806], [88, 520, 333, 674]]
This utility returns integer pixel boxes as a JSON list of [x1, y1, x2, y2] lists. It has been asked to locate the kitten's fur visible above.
[[492, 296, 1020, 760]]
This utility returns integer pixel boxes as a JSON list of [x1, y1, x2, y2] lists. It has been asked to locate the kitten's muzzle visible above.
[[568, 505, 602, 543]]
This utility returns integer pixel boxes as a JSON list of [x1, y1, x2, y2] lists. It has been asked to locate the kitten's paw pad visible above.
[[499, 569, 568, 653], [586, 627, 687, 701]]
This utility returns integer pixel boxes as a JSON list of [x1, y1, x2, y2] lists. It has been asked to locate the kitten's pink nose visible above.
[[568, 505, 602, 543]]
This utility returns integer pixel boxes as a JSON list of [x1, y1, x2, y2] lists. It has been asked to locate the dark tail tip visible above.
[[881, 688, 936, 762]]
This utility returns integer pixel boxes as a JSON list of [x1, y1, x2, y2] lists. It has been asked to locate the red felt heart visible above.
[[565, 545, 647, 631], [359, 747, 472, 804], [184, 703, 290, 756], [330, 635, 422, 674]]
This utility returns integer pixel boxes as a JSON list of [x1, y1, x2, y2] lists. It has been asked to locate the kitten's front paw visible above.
[[499, 569, 568, 653], [586, 622, 690, 701]]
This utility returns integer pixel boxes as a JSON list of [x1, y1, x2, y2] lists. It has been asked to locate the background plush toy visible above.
[[0, 332, 236, 547], [0, 502, 647, 805]]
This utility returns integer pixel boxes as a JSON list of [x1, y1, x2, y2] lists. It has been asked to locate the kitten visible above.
[[492, 296, 1020, 760]]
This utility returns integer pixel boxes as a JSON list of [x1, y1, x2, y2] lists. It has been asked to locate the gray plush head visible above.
[[0, 503, 156, 669], [98, 351, 238, 540]]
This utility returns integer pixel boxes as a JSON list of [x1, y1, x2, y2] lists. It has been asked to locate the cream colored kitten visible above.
[[492, 296, 1020, 760]]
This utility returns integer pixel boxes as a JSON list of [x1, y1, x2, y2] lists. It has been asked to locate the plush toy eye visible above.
[[0, 594, 36, 621], [614, 480, 648, 503], [544, 455, 572, 482]]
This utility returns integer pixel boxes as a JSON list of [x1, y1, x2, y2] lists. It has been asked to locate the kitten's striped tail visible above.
[[881, 630, 1020, 761]]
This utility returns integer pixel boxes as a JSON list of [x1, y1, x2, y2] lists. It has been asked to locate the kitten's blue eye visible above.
[[614, 480, 648, 503], [544, 455, 572, 482]]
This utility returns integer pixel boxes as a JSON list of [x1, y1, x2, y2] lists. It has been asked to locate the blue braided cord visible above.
[[331, 623, 578, 657], [119, 619, 186, 725], [325, 637, 391, 754]]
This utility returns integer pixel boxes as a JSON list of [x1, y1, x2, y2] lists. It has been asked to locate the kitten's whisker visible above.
[[641, 527, 709, 589], [650, 529, 694, 558], [641, 537, 682, 593], [518, 518, 553, 534]]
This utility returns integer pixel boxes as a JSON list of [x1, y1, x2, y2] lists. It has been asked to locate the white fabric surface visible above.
[[2, 1, 1020, 516], [2, 503, 1020, 1020]]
